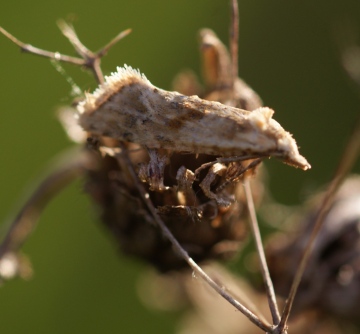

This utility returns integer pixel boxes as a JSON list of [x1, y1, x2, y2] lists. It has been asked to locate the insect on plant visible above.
[[0, 1, 360, 333]]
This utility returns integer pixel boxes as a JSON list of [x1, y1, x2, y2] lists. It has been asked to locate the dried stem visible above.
[[117, 143, 273, 333], [96, 28, 132, 58], [277, 118, 360, 333], [0, 149, 92, 258], [229, 1, 280, 328], [0, 26, 84, 65], [244, 179, 281, 326], [57, 20, 93, 59], [0, 24, 131, 84], [230, 0, 239, 87]]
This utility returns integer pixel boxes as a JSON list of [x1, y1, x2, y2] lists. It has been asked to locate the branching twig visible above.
[[96, 28, 132, 58], [277, 118, 360, 333], [0, 26, 84, 65], [0, 24, 131, 84]]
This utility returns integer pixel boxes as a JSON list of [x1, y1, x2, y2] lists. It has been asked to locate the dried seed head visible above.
[[77, 65, 310, 170], [198, 28, 263, 111], [199, 28, 233, 90], [84, 150, 252, 271], [267, 175, 360, 320]]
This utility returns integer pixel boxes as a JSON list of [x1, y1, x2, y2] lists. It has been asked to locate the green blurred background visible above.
[[0, 1, 360, 333]]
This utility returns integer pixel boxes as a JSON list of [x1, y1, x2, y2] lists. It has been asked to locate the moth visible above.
[[78, 65, 310, 171], [77, 65, 310, 198]]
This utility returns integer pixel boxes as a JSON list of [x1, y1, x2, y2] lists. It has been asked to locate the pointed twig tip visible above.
[[0, 26, 25, 49]]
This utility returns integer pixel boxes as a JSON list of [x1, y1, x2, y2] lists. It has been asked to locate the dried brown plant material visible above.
[[267, 175, 360, 322], [139, 263, 359, 334], [199, 28, 262, 110], [84, 148, 250, 271]]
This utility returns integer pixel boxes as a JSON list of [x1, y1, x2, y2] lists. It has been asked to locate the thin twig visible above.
[[117, 143, 273, 333], [57, 20, 102, 83], [57, 20, 95, 59], [0, 149, 92, 258], [244, 179, 281, 326], [277, 118, 360, 333], [96, 28, 132, 58], [230, 0, 239, 88], [0, 24, 131, 84], [0, 26, 84, 65]]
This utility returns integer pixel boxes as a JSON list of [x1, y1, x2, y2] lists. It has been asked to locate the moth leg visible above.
[[176, 166, 197, 206], [199, 163, 234, 207], [138, 148, 169, 191]]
